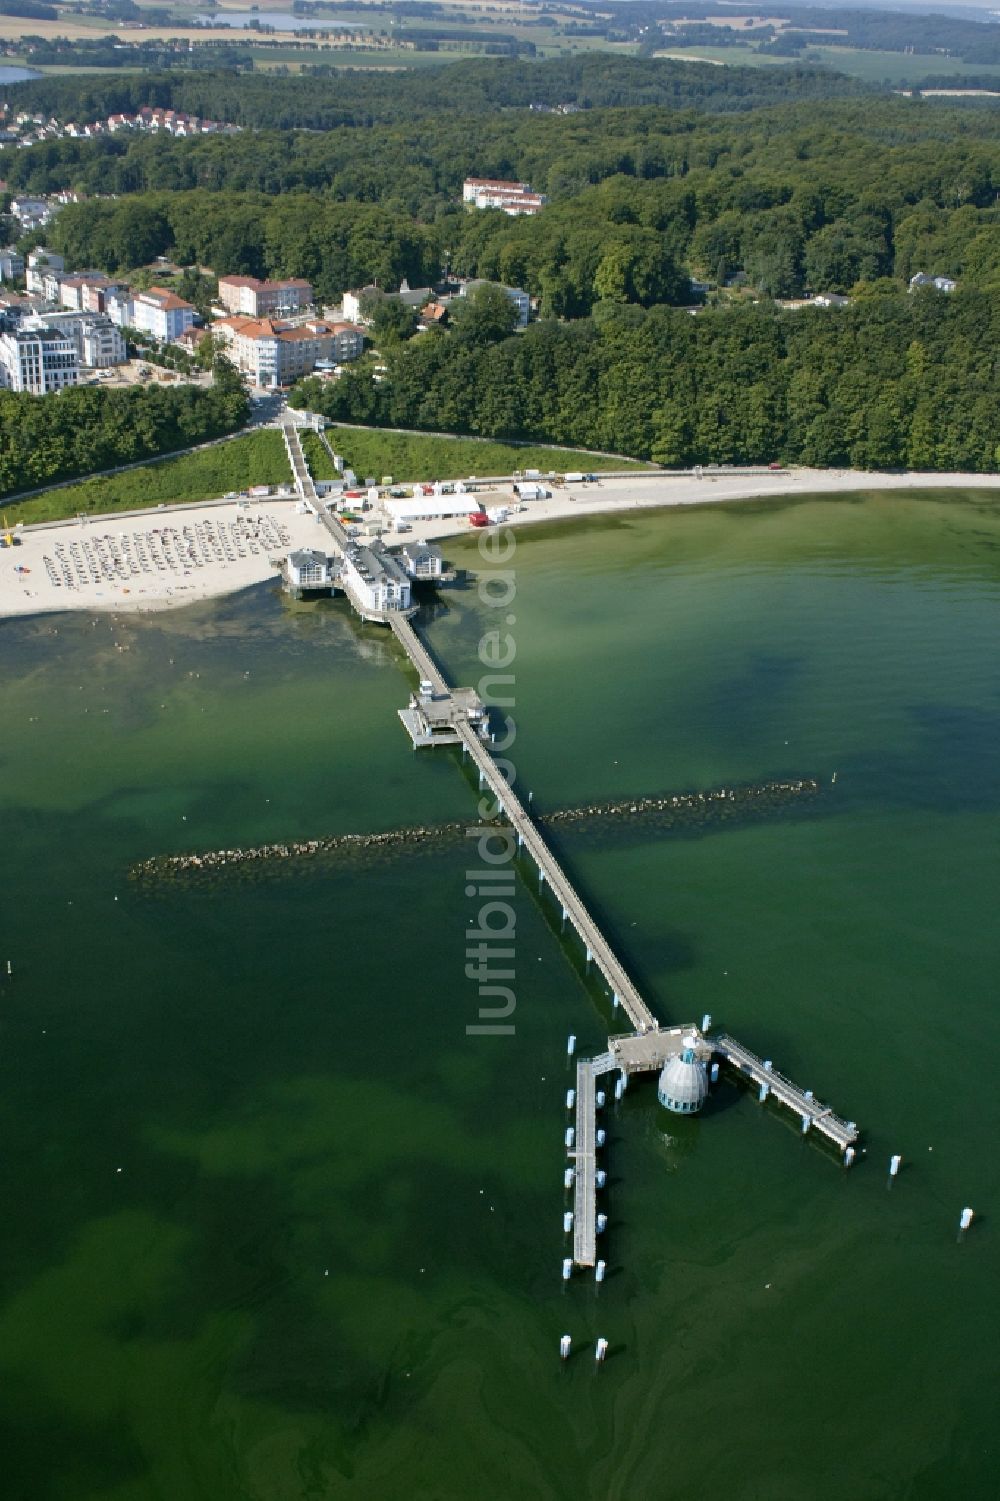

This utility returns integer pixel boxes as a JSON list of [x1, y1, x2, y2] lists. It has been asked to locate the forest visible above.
[[3, 56, 998, 477], [12, 95, 1000, 309], [291, 291, 1000, 473], [1, 54, 870, 131], [0, 359, 249, 500]]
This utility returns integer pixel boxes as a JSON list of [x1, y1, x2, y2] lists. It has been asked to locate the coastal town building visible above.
[[399, 542, 444, 580], [38, 310, 126, 368], [0, 291, 41, 325], [57, 272, 111, 312], [286, 548, 336, 593], [81, 278, 126, 315], [909, 271, 957, 293], [0, 321, 78, 393], [214, 315, 363, 387], [342, 280, 432, 326], [459, 279, 531, 328], [462, 177, 548, 215], [10, 196, 53, 232], [217, 275, 314, 317], [341, 285, 377, 324], [0, 248, 24, 282], [341, 543, 412, 615], [131, 287, 197, 341], [418, 301, 448, 327], [105, 290, 135, 328], [25, 249, 65, 294]]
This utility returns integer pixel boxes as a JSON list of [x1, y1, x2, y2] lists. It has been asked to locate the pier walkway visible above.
[[283, 419, 351, 552], [572, 1053, 615, 1266], [714, 1034, 858, 1150], [390, 611, 659, 1032], [454, 714, 658, 1035], [285, 419, 418, 625], [279, 435, 862, 1268]]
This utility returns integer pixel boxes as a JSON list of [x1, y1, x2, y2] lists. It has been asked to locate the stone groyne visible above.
[[128, 778, 823, 892]]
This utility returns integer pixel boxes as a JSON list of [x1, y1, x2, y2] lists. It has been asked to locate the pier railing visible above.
[[714, 1033, 858, 1149]]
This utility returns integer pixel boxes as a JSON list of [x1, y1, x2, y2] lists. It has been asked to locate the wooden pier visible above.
[[714, 1034, 858, 1151], [282, 432, 863, 1270]]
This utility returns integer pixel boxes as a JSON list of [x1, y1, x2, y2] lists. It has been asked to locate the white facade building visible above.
[[25, 249, 65, 294], [217, 275, 313, 317], [105, 290, 135, 328], [0, 322, 78, 393], [398, 542, 444, 580], [384, 490, 475, 527], [341, 543, 412, 615], [131, 287, 196, 341], [81, 317, 127, 368], [462, 178, 547, 215], [0, 249, 25, 282], [459, 279, 530, 328], [286, 548, 333, 590], [39, 311, 127, 368], [214, 315, 362, 387], [342, 286, 378, 325]]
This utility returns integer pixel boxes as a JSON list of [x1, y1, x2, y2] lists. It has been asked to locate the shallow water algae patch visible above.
[[0, 1211, 251, 1497]]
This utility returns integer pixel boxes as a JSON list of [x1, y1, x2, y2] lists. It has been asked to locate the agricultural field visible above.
[[657, 41, 1000, 86], [1, 0, 640, 70]]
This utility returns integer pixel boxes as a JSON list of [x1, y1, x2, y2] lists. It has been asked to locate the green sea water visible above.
[[1, 491, 997, 1500]]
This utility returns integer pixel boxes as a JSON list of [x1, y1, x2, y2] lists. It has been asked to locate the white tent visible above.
[[384, 494, 480, 523]]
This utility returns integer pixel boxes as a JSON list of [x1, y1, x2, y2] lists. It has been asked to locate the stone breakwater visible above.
[[543, 780, 820, 829], [128, 779, 822, 892]]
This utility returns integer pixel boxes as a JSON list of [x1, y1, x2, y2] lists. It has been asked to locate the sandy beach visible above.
[[403, 466, 1000, 547], [2, 469, 998, 620], [0, 499, 330, 619]]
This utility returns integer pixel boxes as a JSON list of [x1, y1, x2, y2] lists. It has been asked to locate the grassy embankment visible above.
[[9, 430, 290, 526], [325, 427, 652, 483], [300, 429, 339, 481]]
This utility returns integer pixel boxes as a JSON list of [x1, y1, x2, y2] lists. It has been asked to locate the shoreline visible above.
[[406, 467, 1000, 548], [2, 469, 999, 621]]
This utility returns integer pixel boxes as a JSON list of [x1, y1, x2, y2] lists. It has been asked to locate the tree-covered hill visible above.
[[294, 291, 1000, 473], [1, 55, 871, 130], [14, 96, 998, 307]]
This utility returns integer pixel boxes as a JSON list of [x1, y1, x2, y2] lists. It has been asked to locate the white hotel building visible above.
[[0, 322, 78, 393], [214, 315, 364, 387], [462, 177, 548, 216]]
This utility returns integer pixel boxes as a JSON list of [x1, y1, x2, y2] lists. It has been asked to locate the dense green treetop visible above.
[[291, 290, 1000, 474], [1, 55, 871, 131], [0, 359, 249, 500]]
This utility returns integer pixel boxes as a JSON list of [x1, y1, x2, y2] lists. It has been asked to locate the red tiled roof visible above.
[[141, 287, 195, 312]]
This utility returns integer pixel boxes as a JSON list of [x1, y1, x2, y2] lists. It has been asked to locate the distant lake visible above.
[[0, 66, 41, 84], [198, 11, 351, 29]]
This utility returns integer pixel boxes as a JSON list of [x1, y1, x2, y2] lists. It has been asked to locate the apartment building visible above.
[[0, 321, 78, 393], [214, 316, 363, 387], [458, 279, 531, 328], [462, 177, 548, 216], [57, 272, 111, 312], [217, 275, 314, 317], [39, 310, 126, 368], [131, 287, 197, 341], [0, 249, 24, 282], [25, 248, 65, 294]]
